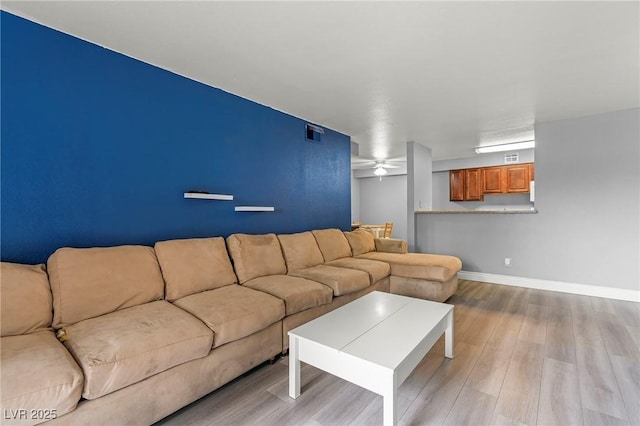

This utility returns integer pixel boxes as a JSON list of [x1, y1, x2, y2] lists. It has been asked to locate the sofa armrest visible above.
[[374, 238, 408, 254]]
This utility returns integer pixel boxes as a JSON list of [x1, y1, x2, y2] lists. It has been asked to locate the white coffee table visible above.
[[288, 291, 454, 426]]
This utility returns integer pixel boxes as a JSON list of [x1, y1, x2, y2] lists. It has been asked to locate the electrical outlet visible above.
[[504, 257, 512, 267]]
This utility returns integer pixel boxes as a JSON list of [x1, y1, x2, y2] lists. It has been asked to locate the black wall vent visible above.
[[306, 123, 325, 142]]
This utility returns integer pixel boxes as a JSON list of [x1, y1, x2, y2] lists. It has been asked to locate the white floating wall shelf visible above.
[[184, 192, 233, 201], [234, 206, 275, 212]]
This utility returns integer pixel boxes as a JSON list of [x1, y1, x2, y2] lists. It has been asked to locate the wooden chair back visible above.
[[383, 222, 393, 238]]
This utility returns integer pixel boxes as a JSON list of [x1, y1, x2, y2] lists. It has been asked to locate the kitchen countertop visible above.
[[416, 209, 538, 214]]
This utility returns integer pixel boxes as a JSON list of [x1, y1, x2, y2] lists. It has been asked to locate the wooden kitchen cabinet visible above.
[[483, 163, 533, 194], [451, 162, 534, 201], [505, 164, 530, 193], [449, 169, 465, 201], [449, 168, 483, 201], [464, 168, 483, 201], [483, 167, 504, 194]]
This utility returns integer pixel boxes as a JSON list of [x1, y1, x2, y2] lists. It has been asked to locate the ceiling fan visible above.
[[351, 158, 404, 180]]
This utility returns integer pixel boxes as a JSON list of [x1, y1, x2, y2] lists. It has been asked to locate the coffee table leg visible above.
[[289, 335, 301, 399], [445, 309, 454, 359], [383, 389, 397, 426], [382, 372, 397, 426]]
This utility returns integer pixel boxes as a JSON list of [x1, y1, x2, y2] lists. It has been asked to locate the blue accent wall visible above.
[[1, 12, 351, 264]]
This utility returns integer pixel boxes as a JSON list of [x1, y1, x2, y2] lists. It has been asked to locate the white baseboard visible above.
[[458, 271, 640, 303]]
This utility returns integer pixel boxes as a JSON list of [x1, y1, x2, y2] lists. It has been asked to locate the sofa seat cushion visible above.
[[62, 300, 213, 400], [325, 257, 391, 284], [173, 284, 285, 348], [0, 331, 83, 423], [358, 252, 462, 282], [0, 262, 52, 337], [290, 265, 370, 296], [243, 275, 333, 315]]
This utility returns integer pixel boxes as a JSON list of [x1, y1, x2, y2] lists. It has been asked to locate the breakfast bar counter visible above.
[[416, 209, 537, 214]]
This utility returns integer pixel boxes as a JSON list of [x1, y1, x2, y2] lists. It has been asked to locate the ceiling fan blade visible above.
[[351, 162, 376, 170], [351, 157, 406, 171]]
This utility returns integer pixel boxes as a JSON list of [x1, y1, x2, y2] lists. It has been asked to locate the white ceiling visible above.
[[3, 1, 639, 162]]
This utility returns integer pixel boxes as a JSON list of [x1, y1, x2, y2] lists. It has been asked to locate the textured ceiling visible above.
[[3, 1, 639, 162]]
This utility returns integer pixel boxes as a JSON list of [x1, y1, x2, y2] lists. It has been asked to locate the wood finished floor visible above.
[[155, 280, 640, 426]]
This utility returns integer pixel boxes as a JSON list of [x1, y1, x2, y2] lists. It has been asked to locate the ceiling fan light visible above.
[[374, 166, 388, 176], [474, 140, 536, 154]]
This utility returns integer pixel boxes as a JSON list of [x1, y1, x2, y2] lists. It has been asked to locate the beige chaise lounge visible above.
[[345, 229, 461, 302]]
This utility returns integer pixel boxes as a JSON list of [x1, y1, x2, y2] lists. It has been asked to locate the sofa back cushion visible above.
[[344, 228, 376, 256], [48, 245, 165, 328], [0, 262, 53, 337], [155, 237, 237, 301], [278, 232, 324, 272], [311, 229, 352, 262], [374, 238, 408, 254], [226, 233, 287, 284]]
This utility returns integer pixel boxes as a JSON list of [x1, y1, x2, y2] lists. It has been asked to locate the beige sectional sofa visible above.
[[0, 228, 461, 425]]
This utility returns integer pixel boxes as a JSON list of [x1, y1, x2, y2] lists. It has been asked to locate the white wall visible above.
[[417, 108, 640, 292], [351, 171, 360, 222], [433, 149, 535, 172], [357, 175, 407, 240], [407, 142, 432, 249]]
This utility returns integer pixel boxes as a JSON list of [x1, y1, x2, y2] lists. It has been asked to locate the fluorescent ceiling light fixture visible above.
[[374, 166, 388, 176], [475, 140, 535, 154]]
